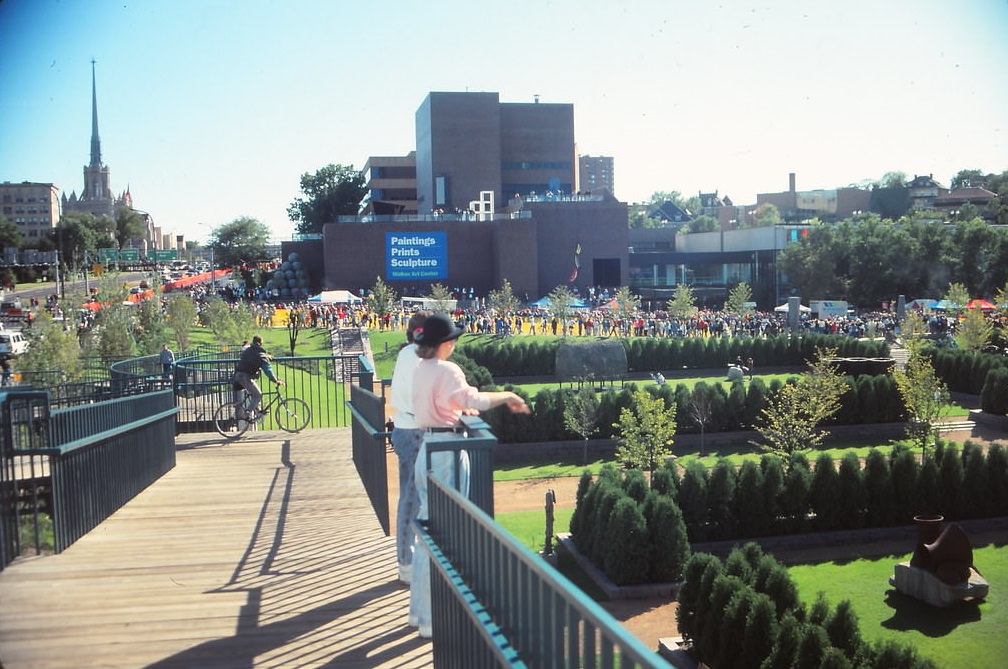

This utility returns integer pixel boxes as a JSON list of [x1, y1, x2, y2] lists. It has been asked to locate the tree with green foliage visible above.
[[611, 285, 640, 325], [16, 311, 83, 381], [892, 348, 949, 460], [954, 306, 993, 352], [287, 163, 367, 235], [943, 281, 970, 317], [488, 278, 520, 322], [680, 214, 718, 233], [0, 214, 23, 249], [200, 295, 257, 346], [666, 283, 696, 319], [754, 348, 846, 464], [996, 280, 1008, 317], [114, 206, 148, 249], [563, 387, 599, 464], [546, 284, 577, 335], [725, 282, 754, 315], [366, 276, 399, 322], [133, 298, 169, 355], [211, 217, 272, 268], [425, 282, 455, 314], [613, 389, 676, 471], [749, 202, 782, 227], [165, 293, 198, 351]]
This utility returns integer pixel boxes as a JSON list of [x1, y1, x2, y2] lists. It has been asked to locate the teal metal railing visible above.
[[1, 389, 178, 569], [417, 463, 673, 668]]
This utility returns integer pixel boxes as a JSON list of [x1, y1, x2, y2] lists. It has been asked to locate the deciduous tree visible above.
[[287, 163, 366, 235], [613, 389, 676, 471], [754, 348, 846, 466], [211, 217, 271, 268]]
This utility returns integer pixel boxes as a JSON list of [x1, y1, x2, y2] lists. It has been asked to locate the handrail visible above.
[[51, 407, 179, 454], [422, 475, 674, 668]]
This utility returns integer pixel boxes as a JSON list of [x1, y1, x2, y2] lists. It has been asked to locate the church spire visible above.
[[89, 59, 102, 168]]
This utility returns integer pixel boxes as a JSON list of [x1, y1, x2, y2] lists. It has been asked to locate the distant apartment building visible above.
[[414, 92, 575, 215], [578, 155, 614, 196], [0, 181, 61, 243], [906, 174, 948, 210]]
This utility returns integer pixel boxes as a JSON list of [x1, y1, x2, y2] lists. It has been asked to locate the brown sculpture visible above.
[[891, 515, 989, 607]]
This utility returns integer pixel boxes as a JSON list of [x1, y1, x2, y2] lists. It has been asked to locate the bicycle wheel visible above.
[[274, 397, 311, 433], [214, 401, 252, 439]]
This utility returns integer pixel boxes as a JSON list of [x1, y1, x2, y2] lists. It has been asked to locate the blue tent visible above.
[[530, 296, 589, 309]]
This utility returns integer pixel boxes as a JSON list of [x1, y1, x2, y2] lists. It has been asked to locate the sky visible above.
[[2, 0, 1006, 245]]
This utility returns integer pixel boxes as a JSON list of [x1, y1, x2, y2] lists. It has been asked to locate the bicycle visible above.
[[213, 386, 312, 439]]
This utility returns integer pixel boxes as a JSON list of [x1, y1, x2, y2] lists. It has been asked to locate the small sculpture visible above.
[[543, 489, 557, 556], [890, 515, 989, 607]]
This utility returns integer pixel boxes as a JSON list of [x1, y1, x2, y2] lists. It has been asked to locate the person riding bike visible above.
[[232, 335, 283, 419]]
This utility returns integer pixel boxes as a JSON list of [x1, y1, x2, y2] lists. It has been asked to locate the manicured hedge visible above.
[[458, 333, 888, 378], [480, 372, 904, 444], [676, 544, 937, 668], [570, 442, 1007, 556]]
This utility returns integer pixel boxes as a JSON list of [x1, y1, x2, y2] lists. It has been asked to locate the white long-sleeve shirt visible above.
[[390, 343, 421, 429]]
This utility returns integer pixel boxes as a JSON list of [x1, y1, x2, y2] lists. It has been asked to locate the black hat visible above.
[[413, 313, 464, 346]]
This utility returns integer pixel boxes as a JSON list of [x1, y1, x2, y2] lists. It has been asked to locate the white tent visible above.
[[774, 302, 811, 313], [308, 290, 361, 304]]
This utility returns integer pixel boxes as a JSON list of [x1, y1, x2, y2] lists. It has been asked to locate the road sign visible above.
[[153, 249, 177, 261], [119, 248, 140, 262], [98, 248, 118, 263]]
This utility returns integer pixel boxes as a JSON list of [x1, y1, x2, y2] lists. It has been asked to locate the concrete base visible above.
[[890, 562, 989, 607], [657, 636, 699, 668]]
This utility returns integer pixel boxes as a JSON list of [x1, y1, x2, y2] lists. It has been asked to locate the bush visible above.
[[987, 443, 1008, 515], [678, 460, 710, 541], [676, 552, 721, 646], [644, 493, 690, 582], [736, 461, 770, 537], [961, 441, 989, 519], [836, 452, 867, 530], [707, 459, 738, 540], [938, 444, 965, 519], [601, 497, 650, 585], [863, 449, 895, 527], [810, 453, 841, 530]]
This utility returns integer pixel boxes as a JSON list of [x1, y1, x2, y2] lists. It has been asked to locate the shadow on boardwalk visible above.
[[0, 428, 432, 669]]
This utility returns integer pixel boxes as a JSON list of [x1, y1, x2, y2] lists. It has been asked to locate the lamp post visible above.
[[198, 222, 215, 293]]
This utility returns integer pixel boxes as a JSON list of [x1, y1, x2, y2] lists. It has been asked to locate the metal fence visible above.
[[419, 468, 674, 669], [343, 360, 669, 668], [1, 389, 178, 570], [171, 350, 360, 433], [347, 358, 392, 535]]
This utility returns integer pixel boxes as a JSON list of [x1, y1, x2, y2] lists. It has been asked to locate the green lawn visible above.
[[496, 508, 575, 555], [789, 545, 1007, 669], [185, 326, 334, 356]]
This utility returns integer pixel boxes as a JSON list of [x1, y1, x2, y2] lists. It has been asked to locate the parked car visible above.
[[0, 298, 23, 317], [0, 331, 29, 356]]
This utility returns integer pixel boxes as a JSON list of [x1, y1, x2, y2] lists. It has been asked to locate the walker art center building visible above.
[[286, 91, 629, 300]]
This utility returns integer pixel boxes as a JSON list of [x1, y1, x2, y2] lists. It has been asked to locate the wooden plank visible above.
[[0, 429, 432, 669]]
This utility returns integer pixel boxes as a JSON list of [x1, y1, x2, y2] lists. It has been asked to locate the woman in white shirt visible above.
[[407, 312, 529, 638], [389, 311, 429, 584]]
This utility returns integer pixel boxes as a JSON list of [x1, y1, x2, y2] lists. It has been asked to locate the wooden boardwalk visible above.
[[0, 428, 433, 669]]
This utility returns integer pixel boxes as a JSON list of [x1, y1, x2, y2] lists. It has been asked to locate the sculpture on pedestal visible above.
[[890, 515, 989, 607]]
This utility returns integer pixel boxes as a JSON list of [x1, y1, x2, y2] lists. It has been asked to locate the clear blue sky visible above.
[[2, 0, 1006, 244]]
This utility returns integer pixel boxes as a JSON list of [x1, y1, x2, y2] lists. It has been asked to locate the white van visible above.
[[0, 331, 28, 356]]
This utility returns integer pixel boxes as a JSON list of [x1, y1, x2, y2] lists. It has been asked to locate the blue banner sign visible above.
[[385, 232, 447, 280]]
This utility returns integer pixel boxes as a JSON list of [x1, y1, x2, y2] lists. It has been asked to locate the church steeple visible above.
[[89, 59, 102, 168]]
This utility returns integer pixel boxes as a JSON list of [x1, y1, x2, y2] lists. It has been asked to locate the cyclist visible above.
[[231, 335, 283, 420]]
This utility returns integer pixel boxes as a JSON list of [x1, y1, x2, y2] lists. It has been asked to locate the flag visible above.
[[567, 243, 582, 283]]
